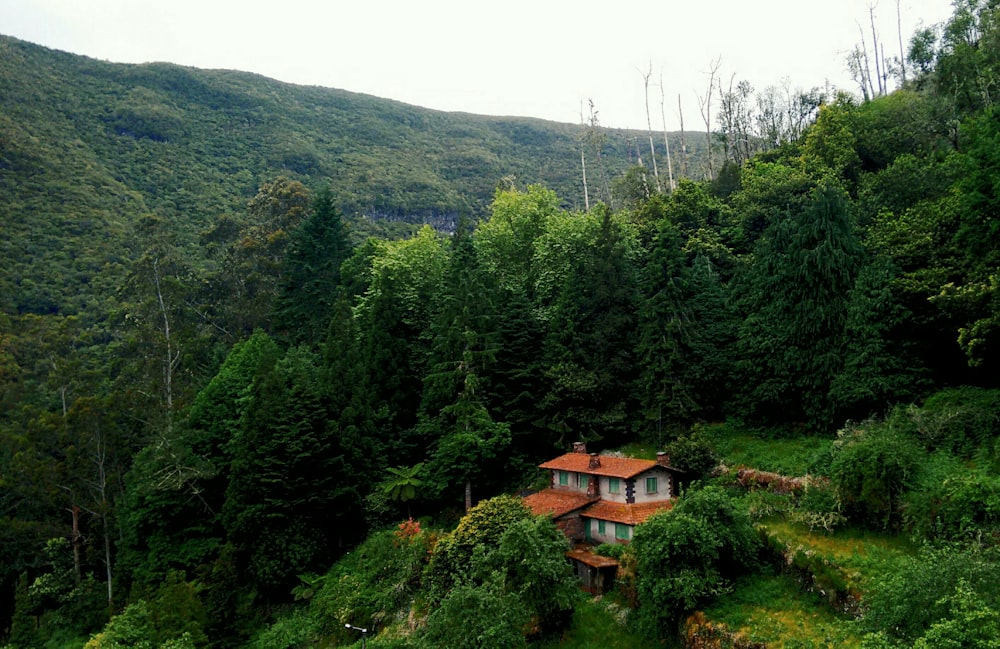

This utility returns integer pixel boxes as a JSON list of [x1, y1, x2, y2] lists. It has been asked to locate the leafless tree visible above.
[[697, 57, 722, 180], [640, 62, 661, 191], [677, 94, 688, 177], [659, 73, 675, 191], [579, 101, 590, 211]]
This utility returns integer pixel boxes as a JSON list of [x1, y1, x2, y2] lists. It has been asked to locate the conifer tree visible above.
[[733, 182, 863, 430], [271, 187, 351, 345]]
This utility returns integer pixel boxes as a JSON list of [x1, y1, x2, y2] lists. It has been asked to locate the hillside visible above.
[[0, 34, 702, 316]]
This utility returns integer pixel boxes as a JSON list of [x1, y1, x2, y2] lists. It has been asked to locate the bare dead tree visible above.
[[659, 73, 675, 191], [697, 57, 722, 180], [857, 23, 878, 98], [897, 0, 907, 84], [869, 4, 886, 96], [640, 62, 661, 192], [579, 100, 590, 211], [677, 93, 688, 177]]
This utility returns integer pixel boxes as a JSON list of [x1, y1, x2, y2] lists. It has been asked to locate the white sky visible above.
[[0, 0, 956, 130]]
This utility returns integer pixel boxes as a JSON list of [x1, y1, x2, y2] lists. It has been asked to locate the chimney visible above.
[[657, 452, 670, 467], [572, 441, 588, 454], [589, 453, 601, 469]]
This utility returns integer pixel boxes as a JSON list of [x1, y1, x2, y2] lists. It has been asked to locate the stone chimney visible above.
[[656, 452, 671, 467], [588, 453, 601, 469], [573, 441, 588, 454]]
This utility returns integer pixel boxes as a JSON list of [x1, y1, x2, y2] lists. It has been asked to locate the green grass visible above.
[[762, 520, 915, 568], [536, 595, 671, 649], [705, 424, 833, 475], [701, 572, 863, 648]]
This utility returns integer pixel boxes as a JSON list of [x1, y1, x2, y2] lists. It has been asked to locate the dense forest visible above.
[[3, 0, 1000, 647]]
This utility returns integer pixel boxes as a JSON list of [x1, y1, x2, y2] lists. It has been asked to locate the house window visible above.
[[558, 471, 569, 486], [646, 476, 658, 494], [608, 478, 620, 494], [597, 520, 606, 535], [615, 523, 630, 541], [578, 473, 587, 488]]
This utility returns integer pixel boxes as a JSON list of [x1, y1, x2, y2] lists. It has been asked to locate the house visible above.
[[523, 442, 682, 592], [525, 441, 680, 544]]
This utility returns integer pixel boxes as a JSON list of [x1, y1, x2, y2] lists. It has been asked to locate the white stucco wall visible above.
[[586, 518, 633, 544]]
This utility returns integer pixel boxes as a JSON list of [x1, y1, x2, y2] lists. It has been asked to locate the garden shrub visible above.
[[829, 421, 924, 529], [631, 486, 761, 639]]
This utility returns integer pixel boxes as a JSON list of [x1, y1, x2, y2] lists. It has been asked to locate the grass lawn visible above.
[[705, 425, 834, 475], [536, 595, 673, 649], [701, 572, 863, 648]]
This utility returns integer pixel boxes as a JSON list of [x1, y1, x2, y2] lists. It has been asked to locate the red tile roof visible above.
[[539, 453, 663, 479], [566, 547, 620, 568], [581, 500, 673, 526], [523, 488, 598, 518], [538, 453, 667, 478]]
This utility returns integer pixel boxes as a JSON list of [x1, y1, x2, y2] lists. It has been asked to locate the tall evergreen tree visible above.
[[636, 217, 698, 438], [223, 347, 361, 599], [733, 182, 863, 430], [271, 187, 351, 346], [539, 207, 640, 444]]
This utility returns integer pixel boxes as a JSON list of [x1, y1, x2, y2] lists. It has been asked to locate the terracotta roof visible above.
[[539, 453, 667, 479], [581, 500, 673, 526], [566, 548, 620, 568], [523, 488, 598, 518]]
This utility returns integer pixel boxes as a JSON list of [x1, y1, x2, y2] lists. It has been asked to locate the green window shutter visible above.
[[598, 520, 606, 535], [559, 470, 568, 486], [578, 473, 587, 488], [615, 523, 629, 540], [646, 477, 657, 494], [609, 478, 620, 494]]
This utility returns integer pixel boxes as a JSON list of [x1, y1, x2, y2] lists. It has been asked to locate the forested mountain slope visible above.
[[0, 34, 703, 316], [3, 1, 1000, 646]]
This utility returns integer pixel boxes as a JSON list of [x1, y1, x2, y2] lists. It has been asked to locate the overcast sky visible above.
[[1, 0, 956, 130]]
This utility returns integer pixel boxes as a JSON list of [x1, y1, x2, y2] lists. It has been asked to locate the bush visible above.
[[916, 387, 1000, 456], [424, 495, 531, 602], [310, 527, 431, 638], [904, 454, 1000, 540], [829, 422, 924, 529], [663, 426, 719, 479], [861, 543, 1000, 646], [631, 486, 760, 638]]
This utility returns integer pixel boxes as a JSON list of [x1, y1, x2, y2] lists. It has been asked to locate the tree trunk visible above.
[[660, 74, 675, 191], [678, 94, 688, 177], [465, 480, 472, 513], [641, 63, 661, 192], [71, 505, 81, 585]]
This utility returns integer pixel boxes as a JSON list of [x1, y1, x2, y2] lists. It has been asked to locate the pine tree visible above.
[[733, 182, 863, 430], [271, 187, 351, 346]]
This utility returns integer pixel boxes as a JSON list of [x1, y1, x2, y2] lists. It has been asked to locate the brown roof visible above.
[[581, 500, 673, 526], [539, 453, 666, 479], [566, 548, 620, 568], [523, 488, 598, 518]]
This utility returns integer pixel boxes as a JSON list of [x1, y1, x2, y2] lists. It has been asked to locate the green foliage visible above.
[[662, 426, 719, 480], [631, 486, 761, 638], [310, 528, 431, 638], [419, 575, 529, 649], [904, 454, 1000, 540], [861, 543, 1000, 647], [828, 422, 924, 529], [732, 181, 863, 431], [907, 387, 1000, 456], [421, 515, 577, 646], [83, 598, 200, 649], [424, 495, 532, 601]]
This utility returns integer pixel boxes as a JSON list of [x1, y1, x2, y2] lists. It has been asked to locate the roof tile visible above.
[[523, 488, 597, 518], [539, 453, 663, 479], [581, 500, 673, 526]]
